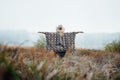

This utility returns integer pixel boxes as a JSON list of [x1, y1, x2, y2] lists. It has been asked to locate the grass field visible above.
[[0, 45, 120, 80]]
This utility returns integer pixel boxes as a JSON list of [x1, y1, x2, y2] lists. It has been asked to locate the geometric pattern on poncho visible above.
[[39, 32, 77, 53]]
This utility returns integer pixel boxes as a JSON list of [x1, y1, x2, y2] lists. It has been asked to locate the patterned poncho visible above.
[[39, 32, 77, 53]]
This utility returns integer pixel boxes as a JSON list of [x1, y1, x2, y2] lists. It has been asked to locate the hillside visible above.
[[0, 30, 120, 49]]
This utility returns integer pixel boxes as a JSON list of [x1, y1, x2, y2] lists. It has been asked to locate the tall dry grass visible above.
[[0, 45, 120, 80]]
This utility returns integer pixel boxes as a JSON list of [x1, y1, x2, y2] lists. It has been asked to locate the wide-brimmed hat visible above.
[[56, 25, 65, 33]]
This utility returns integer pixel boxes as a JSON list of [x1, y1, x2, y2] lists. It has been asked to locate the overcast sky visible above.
[[0, 0, 120, 33]]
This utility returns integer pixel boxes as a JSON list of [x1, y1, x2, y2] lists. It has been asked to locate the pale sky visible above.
[[0, 0, 120, 33]]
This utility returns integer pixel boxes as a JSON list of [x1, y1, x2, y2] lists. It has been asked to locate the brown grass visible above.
[[0, 45, 120, 80]]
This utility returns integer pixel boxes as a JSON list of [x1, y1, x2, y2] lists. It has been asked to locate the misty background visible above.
[[0, 0, 120, 33], [0, 30, 120, 49], [0, 0, 120, 49]]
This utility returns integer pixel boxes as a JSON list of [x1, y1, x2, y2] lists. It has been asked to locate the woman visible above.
[[38, 25, 83, 58]]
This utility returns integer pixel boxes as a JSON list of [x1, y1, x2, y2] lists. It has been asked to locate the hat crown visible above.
[[56, 25, 65, 33]]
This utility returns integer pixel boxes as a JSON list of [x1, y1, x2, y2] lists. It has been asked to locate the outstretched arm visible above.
[[74, 31, 84, 34], [38, 32, 46, 34]]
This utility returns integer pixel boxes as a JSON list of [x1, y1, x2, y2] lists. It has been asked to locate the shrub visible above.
[[34, 36, 46, 49], [105, 40, 120, 53]]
